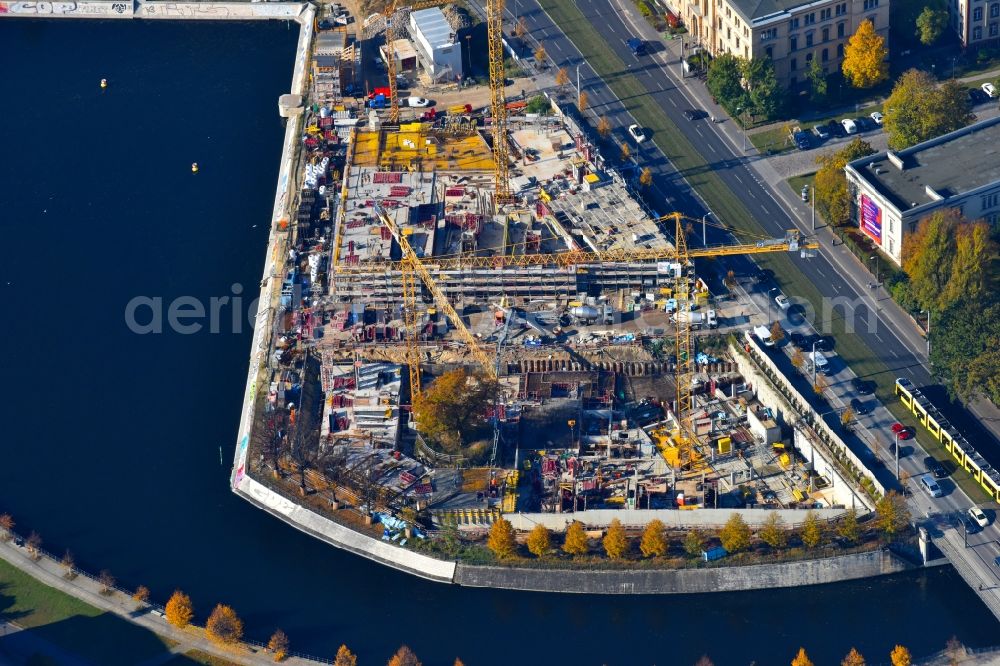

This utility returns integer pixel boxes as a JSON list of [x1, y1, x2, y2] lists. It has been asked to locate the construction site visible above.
[[246, 0, 851, 550]]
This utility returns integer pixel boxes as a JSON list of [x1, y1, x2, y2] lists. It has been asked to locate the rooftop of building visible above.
[[848, 116, 1000, 215], [410, 7, 455, 49], [728, 0, 832, 23]]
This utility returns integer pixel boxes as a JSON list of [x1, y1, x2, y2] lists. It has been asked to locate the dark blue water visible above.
[[1, 19, 998, 666]]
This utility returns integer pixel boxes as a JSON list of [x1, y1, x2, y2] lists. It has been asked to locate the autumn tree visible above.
[[943, 222, 996, 305], [26, 531, 41, 560], [800, 510, 823, 548], [514, 16, 527, 38], [694, 657, 714, 666], [206, 604, 244, 645], [916, 7, 948, 45], [720, 513, 751, 553], [792, 647, 815, 666], [603, 518, 628, 559], [813, 374, 828, 395], [875, 490, 911, 538], [563, 521, 589, 556], [597, 115, 611, 137], [620, 143, 631, 161], [526, 523, 551, 558], [269, 629, 290, 662], [759, 512, 787, 549], [813, 138, 876, 226], [640, 519, 668, 558], [769, 321, 785, 344], [578, 90, 589, 111], [791, 349, 805, 368], [534, 43, 547, 63], [841, 406, 854, 428], [884, 70, 973, 151], [842, 647, 866, 666], [61, 550, 75, 578], [487, 518, 517, 559], [454, 660, 465, 666], [837, 507, 861, 544], [0, 514, 13, 542], [388, 645, 422, 666], [334, 645, 358, 666], [639, 168, 653, 188], [902, 209, 961, 310], [842, 19, 887, 88], [413, 369, 499, 454], [890, 644, 912, 666], [724, 270, 737, 291], [165, 590, 194, 629], [133, 585, 150, 608], [98, 570, 116, 595], [555, 67, 570, 87], [684, 528, 705, 557]]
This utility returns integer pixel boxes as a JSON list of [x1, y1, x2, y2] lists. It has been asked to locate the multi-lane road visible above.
[[495, 0, 1000, 611]]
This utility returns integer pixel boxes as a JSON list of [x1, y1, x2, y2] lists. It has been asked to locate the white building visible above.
[[409, 7, 463, 82], [844, 116, 1000, 266]]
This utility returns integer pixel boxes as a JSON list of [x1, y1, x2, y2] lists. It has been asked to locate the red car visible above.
[[891, 422, 905, 433], [897, 427, 915, 440]]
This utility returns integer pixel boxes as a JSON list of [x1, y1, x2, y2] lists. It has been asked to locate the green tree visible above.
[[720, 513, 751, 553], [875, 490, 911, 538], [890, 644, 912, 666], [837, 507, 861, 544], [943, 222, 996, 305], [930, 297, 1000, 404], [759, 512, 787, 549], [902, 209, 961, 310], [603, 518, 629, 559], [916, 7, 948, 45], [487, 518, 517, 559], [792, 648, 815, 666], [563, 521, 589, 556], [884, 70, 973, 151], [842, 647, 866, 666], [842, 19, 888, 88], [806, 58, 828, 102], [743, 57, 782, 119], [640, 519, 668, 558], [800, 510, 823, 548], [526, 523, 551, 558], [525, 95, 550, 115], [683, 528, 705, 558], [706, 52, 747, 112], [813, 138, 876, 226], [413, 369, 499, 453]]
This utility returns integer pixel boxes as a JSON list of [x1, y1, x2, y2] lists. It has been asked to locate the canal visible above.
[[1, 18, 998, 666]]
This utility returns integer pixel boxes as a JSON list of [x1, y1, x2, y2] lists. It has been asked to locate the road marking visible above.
[[816, 268, 825, 278], [695, 127, 703, 137], [658, 81, 666, 91], [747, 189, 756, 199], [734, 174, 743, 184], [875, 333, 883, 343], [761, 203, 769, 214], [669, 97, 677, 107], [706, 142, 717, 154]]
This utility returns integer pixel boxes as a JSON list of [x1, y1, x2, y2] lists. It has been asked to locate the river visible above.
[[1, 18, 998, 666]]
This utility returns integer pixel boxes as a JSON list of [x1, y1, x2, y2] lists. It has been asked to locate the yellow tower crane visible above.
[[344, 211, 817, 451], [486, 0, 514, 203]]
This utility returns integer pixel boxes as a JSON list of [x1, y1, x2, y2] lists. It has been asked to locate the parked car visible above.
[[969, 87, 989, 104], [826, 119, 847, 138], [774, 292, 791, 310], [628, 124, 647, 143], [982, 82, 996, 98], [870, 111, 884, 125], [753, 268, 773, 283], [969, 506, 990, 528], [890, 423, 915, 440], [789, 332, 805, 347], [801, 185, 810, 201], [812, 124, 830, 140], [960, 512, 981, 533], [405, 96, 432, 107], [793, 130, 812, 150], [851, 377, 875, 395], [850, 397, 871, 415], [855, 117, 876, 132], [924, 456, 948, 478], [626, 37, 647, 56], [841, 118, 858, 135], [683, 109, 699, 120]]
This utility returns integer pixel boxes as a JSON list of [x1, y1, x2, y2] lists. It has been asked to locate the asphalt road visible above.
[[509, 0, 1000, 464]]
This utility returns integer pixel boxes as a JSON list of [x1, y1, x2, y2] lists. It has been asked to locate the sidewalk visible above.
[[0, 535, 325, 666]]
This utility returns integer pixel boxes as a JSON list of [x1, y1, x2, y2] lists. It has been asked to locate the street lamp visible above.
[[921, 309, 931, 356], [894, 430, 900, 481], [868, 254, 880, 287], [735, 106, 747, 153], [808, 184, 816, 231], [465, 35, 472, 76]]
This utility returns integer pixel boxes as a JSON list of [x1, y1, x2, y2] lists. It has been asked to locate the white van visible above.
[[808, 350, 831, 375], [750, 325, 774, 346], [919, 473, 943, 498]]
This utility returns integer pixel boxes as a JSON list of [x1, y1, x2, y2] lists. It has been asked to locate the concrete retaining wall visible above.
[[454, 548, 912, 594], [505, 508, 845, 532]]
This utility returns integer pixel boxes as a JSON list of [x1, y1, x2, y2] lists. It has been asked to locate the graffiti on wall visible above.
[[0, 1, 132, 15]]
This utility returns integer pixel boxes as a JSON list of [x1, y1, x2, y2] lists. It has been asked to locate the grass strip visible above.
[[538, 0, 995, 501], [0, 558, 172, 665]]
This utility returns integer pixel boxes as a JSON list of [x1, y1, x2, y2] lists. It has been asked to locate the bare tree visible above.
[[98, 570, 116, 596], [26, 531, 42, 560], [61, 550, 76, 579]]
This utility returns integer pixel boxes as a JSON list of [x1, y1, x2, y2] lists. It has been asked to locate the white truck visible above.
[[672, 309, 718, 330]]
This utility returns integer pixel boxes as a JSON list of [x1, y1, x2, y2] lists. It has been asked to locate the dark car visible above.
[[793, 131, 812, 150], [851, 377, 875, 395], [850, 397, 871, 415], [960, 512, 981, 534], [855, 117, 876, 132], [826, 119, 847, 138], [812, 124, 830, 140], [753, 268, 773, 283], [626, 37, 647, 55], [969, 88, 989, 105], [924, 455, 948, 478], [789, 332, 805, 347], [683, 109, 705, 121]]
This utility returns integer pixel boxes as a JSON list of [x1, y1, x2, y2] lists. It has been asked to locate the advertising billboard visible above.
[[860, 194, 882, 244]]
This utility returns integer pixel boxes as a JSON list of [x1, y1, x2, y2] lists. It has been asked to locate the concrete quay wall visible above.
[[505, 508, 845, 532], [454, 548, 912, 594], [0, 0, 307, 21]]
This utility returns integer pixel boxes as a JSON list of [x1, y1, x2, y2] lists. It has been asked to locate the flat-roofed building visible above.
[[844, 116, 1000, 265], [682, 0, 890, 89], [409, 7, 463, 82]]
